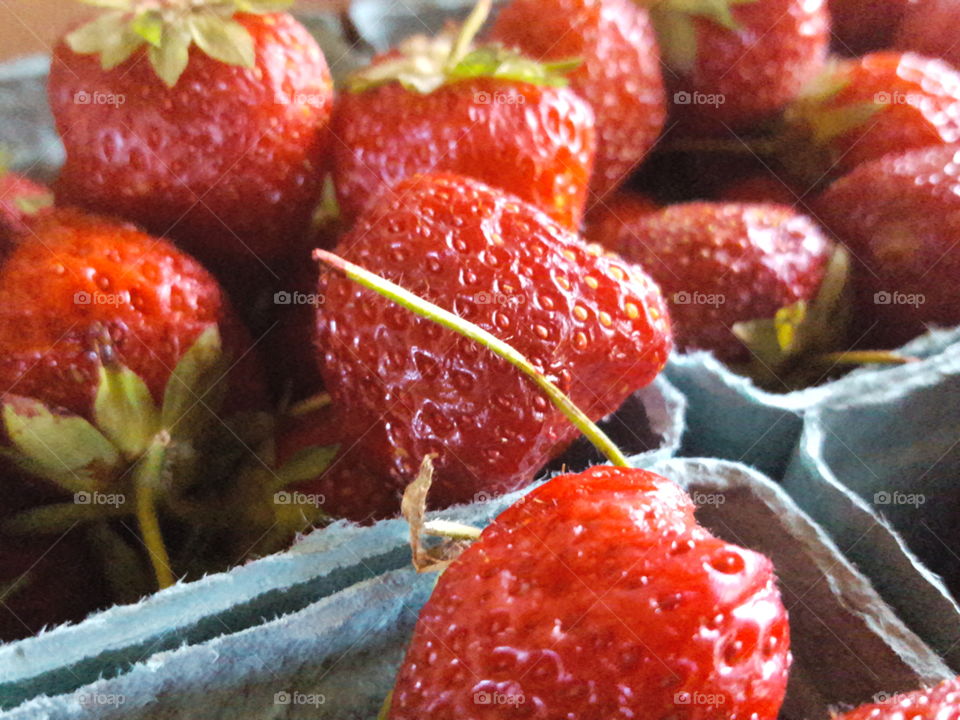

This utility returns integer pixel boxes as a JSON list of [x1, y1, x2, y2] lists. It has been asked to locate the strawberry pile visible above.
[[0, 0, 956, 714]]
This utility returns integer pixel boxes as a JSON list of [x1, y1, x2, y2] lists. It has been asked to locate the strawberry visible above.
[[48, 0, 333, 269], [490, 0, 667, 199], [312, 173, 671, 516], [388, 465, 791, 718], [828, 0, 909, 56], [609, 202, 833, 360], [0, 208, 264, 420], [834, 676, 960, 719], [583, 190, 660, 254], [782, 53, 960, 181], [0, 164, 53, 248], [649, 0, 829, 130], [815, 145, 960, 347], [331, 2, 595, 229], [895, 0, 960, 69]]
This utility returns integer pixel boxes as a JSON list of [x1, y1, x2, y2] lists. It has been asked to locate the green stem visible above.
[[314, 250, 631, 468], [287, 392, 332, 417], [134, 432, 175, 590], [819, 350, 918, 366], [446, 0, 492, 69]]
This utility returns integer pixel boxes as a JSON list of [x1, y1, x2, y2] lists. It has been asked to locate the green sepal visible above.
[[148, 26, 191, 88], [448, 47, 578, 88], [94, 364, 161, 460], [187, 14, 255, 69], [732, 246, 854, 390], [274, 444, 339, 488], [86, 522, 155, 605], [3, 501, 127, 535], [160, 326, 228, 440], [66, 0, 274, 87], [13, 192, 54, 216], [2, 397, 121, 493], [649, 0, 758, 71]]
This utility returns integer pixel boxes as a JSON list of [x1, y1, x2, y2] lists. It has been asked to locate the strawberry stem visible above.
[[424, 519, 483, 540], [818, 350, 918, 366], [447, 0, 492, 70], [314, 250, 631, 468], [287, 392, 332, 417], [134, 432, 175, 590]]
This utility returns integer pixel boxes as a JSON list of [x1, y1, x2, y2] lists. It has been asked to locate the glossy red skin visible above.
[[794, 53, 960, 176], [835, 676, 960, 719], [389, 466, 791, 719], [669, 0, 828, 130], [615, 202, 833, 360], [583, 190, 660, 255], [896, 0, 960, 69], [0, 172, 51, 249], [490, 0, 666, 199], [331, 77, 595, 229], [49, 13, 333, 267], [315, 174, 672, 514], [0, 209, 265, 421], [815, 145, 960, 347], [829, 0, 908, 56]]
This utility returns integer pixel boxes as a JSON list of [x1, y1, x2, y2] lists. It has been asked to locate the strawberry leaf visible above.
[[78, 0, 134, 8], [14, 192, 54, 216], [449, 47, 577, 88], [148, 26, 191, 88], [94, 364, 161, 460], [2, 396, 120, 493], [275, 444, 340, 487], [187, 14, 255, 69], [100, 28, 146, 70], [131, 11, 165, 47], [66, 11, 130, 55], [651, 9, 699, 74], [161, 326, 228, 439], [3, 501, 127, 535]]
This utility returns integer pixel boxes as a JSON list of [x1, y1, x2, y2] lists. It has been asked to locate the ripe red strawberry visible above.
[[583, 190, 660, 254], [490, 0, 667, 199], [828, 0, 909, 56], [834, 676, 960, 719], [389, 465, 791, 718], [783, 53, 960, 180], [895, 0, 960, 69], [650, 0, 829, 130], [48, 0, 333, 269], [332, 7, 595, 229], [609, 202, 833, 360], [815, 145, 960, 347], [0, 208, 264, 421], [0, 168, 52, 248], [313, 173, 671, 515]]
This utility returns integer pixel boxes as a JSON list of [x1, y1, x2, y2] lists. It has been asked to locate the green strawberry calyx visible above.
[[644, 0, 759, 73], [65, 0, 293, 88], [347, 0, 579, 94], [0, 149, 54, 216], [732, 247, 914, 391]]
